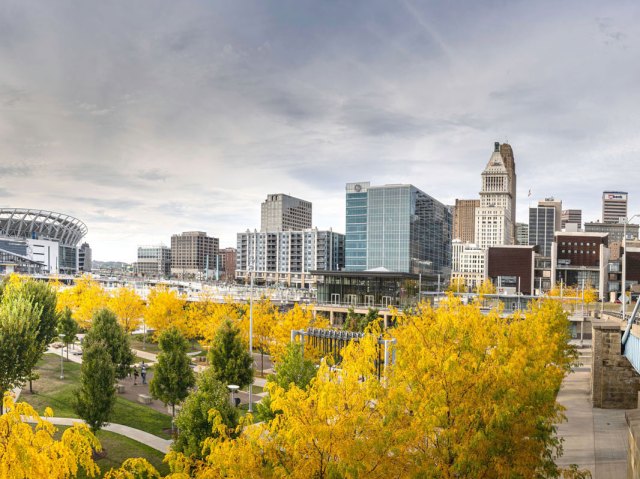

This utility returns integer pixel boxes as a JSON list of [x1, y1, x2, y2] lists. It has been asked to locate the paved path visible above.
[[556, 344, 629, 478], [24, 417, 172, 453]]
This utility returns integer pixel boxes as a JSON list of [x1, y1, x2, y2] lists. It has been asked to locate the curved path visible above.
[[25, 416, 172, 453]]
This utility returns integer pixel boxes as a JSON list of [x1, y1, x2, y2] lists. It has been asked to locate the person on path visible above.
[[141, 362, 147, 385], [133, 366, 139, 385]]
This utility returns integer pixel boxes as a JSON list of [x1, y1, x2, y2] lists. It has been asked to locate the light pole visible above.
[[248, 265, 254, 413], [622, 214, 640, 320], [59, 334, 65, 380]]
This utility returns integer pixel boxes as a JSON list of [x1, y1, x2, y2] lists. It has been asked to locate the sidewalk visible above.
[[24, 416, 172, 453], [556, 344, 628, 478]]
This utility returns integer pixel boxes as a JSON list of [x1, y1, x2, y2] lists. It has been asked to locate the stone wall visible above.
[[592, 321, 640, 409], [627, 410, 640, 478]]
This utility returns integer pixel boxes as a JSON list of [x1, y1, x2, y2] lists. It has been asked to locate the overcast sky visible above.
[[1, 1, 639, 262]]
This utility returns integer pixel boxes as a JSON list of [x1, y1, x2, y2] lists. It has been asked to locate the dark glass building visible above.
[[345, 182, 452, 275]]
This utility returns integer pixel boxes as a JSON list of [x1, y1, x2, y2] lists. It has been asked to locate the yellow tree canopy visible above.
[[475, 278, 496, 298], [446, 277, 468, 293], [108, 287, 145, 333], [269, 303, 329, 363], [0, 395, 100, 478], [197, 298, 246, 347], [144, 287, 187, 338], [56, 275, 108, 328], [145, 298, 578, 478], [238, 297, 279, 353]]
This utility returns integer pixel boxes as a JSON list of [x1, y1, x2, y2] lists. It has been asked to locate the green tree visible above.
[[0, 291, 39, 412], [73, 341, 116, 433], [173, 367, 239, 458], [149, 326, 196, 419], [208, 320, 253, 389], [84, 308, 134, 380], [57, 307, 79, 361], [256, 342, 317, 422]]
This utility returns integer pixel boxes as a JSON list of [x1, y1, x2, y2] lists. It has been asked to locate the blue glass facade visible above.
[[345, 182, 452, 274], [345, 182, 369, 271]]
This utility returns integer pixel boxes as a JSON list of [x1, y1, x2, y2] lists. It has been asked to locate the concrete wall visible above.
[[592, 321, 640, 408], [627, 410, 640, 478]]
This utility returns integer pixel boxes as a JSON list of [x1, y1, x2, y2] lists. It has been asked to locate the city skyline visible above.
[[1, 1, 640, 261]]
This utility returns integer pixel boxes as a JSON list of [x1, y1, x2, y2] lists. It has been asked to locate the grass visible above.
[[54, 426, 169, 479], [23, 354, 173, 439], [129, 339, 161, 354]]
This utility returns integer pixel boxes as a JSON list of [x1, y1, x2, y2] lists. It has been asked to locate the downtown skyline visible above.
[[1, 1, 640, 261]]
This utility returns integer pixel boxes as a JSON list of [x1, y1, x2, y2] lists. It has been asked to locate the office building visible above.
[[450, 241, 487, 290], [561, 209, 582, 230], [261, 194, 312, 232], [345, 182, 452, 274], [134, 245, 171, 278], [488, 245, 536, 295], [499, 143, 517, 241], [584, 221, 639, 261], [453, 199, 479, 243], [602, 191, 628, 224], [475, 142, 515, 248], [78, 242, 92, 272], [236, 228, 344, 288], [538, 198, 562, 232], [529, 205, 556, 257], [516, 223, 529, 245], [552, 232, 610, 299], [218, 247, 237, 282], [171, 231, 219, 278]]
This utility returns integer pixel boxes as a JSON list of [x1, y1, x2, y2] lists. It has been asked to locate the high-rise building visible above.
[[602, 191, 628, 224], [345, 182, 452, 274], [453, 199, 480, 243], [529, 206, 556, 257], [171, 231, 219, 278], [561, 209, 582, 230], [584, 221, 639, 261], [261, 194, 312, 232], [499, 143, 517, 241], [450, 240, 487, 290], [538, 198, 562, 232], [218, 247, 237, 282], [516, 223, 529, 245], [345, 182, 370, 271], [134, 244, 171, 277], [236, 228, 344, 287], [475, 142, 514, 248], [78, 242, 92, 272]]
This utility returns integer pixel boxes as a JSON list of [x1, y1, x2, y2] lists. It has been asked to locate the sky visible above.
[[1, 0, 639, 262]]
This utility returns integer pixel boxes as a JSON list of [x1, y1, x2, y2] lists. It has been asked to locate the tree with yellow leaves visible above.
[[446, 276, 468, 293], [109, 287, 145, 333], [269, 303, 329, 363], [475, 277, 496, 297], [0, 395, 100, 478], [144, 286, 187, 338], [57, 275, 108, 328], [239, 297, 279, 374], [197, 298, 245, 347]]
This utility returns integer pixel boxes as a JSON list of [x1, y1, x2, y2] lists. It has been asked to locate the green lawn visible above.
[[54, 427, 169, 478], [23, 354, 172, 439], [129, 339, 161, 354]]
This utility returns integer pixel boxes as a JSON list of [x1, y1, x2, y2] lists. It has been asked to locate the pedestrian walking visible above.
[[141, 362, 147, 385], [133, 366, 139, 385]]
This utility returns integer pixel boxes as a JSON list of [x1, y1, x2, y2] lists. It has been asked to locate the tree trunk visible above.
[[29, 379, 34, 394], [66, 343, 69, 361], [261, 350, 264, 375]]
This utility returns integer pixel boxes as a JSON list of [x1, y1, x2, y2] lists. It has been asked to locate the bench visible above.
[[138, 394, 152, 404], [115, 384, 125, 394]]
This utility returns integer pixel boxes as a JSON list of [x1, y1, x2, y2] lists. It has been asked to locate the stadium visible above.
[[0, 208, 91, 275]]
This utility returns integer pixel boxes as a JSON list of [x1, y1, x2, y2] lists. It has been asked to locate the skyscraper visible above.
[[261, 194, 312, 232], [453, 199, 480, 243], [499, 143, 517, 240], [171, 231, 219, 278], [602, 191, 628, 224], [529, 206, 556, 257], [345, 182, 452, 274], [516, 223, 529, 245], [561, 209, 582, 230], [475, 142, 514, 248], [538, 198, 562, 232]]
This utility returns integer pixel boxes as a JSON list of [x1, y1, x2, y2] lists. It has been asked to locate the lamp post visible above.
[[622, 214, 640, 321], [248, 265, 254, 413], [59, 334, 65, 380]]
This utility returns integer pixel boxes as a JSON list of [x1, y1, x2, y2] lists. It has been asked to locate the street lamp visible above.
[[622, 214, 640, 320], [248, 264, 254, 413], [59, 334, 65, 379]]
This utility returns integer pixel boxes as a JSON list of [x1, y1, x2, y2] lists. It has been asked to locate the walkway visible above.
[[24, 416, 172, 453], [556, 343, 629, 478]]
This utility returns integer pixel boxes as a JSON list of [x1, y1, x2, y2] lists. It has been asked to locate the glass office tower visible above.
[[345, 182, 370, 271], [345, 182, 452, 274]]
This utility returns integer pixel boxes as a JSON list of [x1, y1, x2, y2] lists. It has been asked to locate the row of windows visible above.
[[560, 241, 598, 246]]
